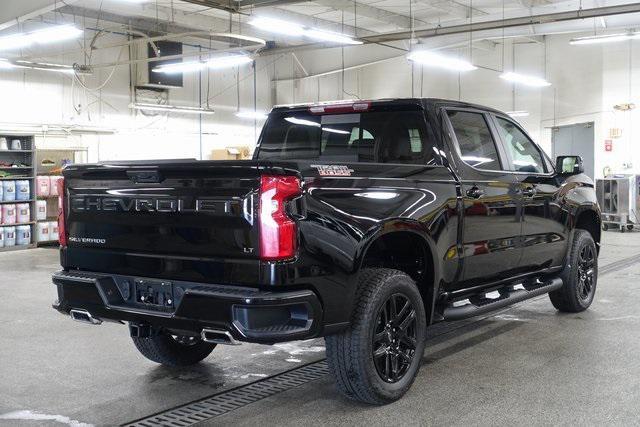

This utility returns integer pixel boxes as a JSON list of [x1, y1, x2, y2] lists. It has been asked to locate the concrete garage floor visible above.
[[1, 231, 640, 426]]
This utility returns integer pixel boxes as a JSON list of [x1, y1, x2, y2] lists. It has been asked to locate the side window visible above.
[[447, 111, 502, 171], [495, 117, 546, 173], [371, 112, 436, 165]]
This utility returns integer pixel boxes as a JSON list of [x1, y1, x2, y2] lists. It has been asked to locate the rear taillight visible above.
[[259, 175, 302, 261], [56, 177, 67, 246]]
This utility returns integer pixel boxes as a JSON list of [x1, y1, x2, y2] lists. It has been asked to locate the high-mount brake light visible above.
[[308, 101, 371, 114], [259, 175, 302, 261], [56, 177, 67, 246]]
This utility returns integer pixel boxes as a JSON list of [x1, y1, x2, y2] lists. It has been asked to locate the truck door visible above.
[[491, 114, 568, 272], [443, 109, 523, 289]]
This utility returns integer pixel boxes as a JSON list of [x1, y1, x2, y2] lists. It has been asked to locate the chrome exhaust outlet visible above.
[[201, 328, 240, 345], [70, 309, 102, 325]]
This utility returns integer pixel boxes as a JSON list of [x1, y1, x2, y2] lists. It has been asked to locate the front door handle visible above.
[[521, 186, 537, 197], [466, 186, 484, 199]]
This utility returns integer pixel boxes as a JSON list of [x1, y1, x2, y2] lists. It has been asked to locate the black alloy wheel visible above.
[[576, 244, 596, 304], [372, 293, 417, 383]]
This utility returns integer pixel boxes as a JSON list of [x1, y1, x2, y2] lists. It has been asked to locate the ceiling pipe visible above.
[[361, 2, 640, 44], [259, 2, 640, 56]]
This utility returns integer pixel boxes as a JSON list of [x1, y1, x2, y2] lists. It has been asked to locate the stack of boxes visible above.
[[35, 175, 62, 244], [0, 179, 31, 248]]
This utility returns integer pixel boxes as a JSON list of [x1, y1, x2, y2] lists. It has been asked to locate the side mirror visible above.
[[556, 155, 584, 175]]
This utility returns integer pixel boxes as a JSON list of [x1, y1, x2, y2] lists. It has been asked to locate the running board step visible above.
[[443, 277, 563, 321]]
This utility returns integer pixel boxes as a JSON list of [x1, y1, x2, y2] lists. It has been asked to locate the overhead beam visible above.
[[361, 2, 640, 43]]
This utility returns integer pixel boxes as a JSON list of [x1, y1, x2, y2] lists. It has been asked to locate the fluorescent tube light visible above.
[[500, 72, 551, 87], [570, 33, 639, 45], [206, 55, 253, 69], [153, 55, 252, 74], [130, 103, 215, 115], [0, 58, 89, 74], [506, 110, 530, 117], [153, 61, 206, 74], [249, 17, 305, 37], [407, 50, 477, 72], [0, 24, 82, 52], [303, 29, 362, 45], [236, 111, 268, 120]]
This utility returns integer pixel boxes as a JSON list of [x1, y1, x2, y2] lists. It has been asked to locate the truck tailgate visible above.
[[62, 160, 297, 260]]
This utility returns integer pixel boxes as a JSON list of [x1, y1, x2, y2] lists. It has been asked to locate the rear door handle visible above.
[[466, 186, 484, 199], [521, 186, 537, 197]]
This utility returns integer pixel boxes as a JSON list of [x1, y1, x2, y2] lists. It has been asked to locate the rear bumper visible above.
[[52, 270, 323, 344]]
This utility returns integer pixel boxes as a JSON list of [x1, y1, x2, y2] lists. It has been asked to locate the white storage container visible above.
[[36, 176, 50, 197], [16, 203, 30, 223], [49, 221, 59, 242], [36, 222, 50, 242], [16, 225, 30, 245], [0, 227, 4, 248], [2, 180, 15, 201], [49, 176, 63, 196], [15, 180, 30, 201], [1, 204, 16, 224], [36, 200, 47, 221], [0, 182, 3, 201], [3, 226, 16, 247]]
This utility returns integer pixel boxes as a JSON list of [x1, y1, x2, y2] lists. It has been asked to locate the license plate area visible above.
[[135, 279, 174, 311]]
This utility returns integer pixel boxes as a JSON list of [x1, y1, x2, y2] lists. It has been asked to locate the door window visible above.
[[447, 111, 501, 171], [495, 117, 546, 173]]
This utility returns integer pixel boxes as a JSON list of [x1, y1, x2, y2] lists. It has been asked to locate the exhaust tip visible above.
[[70, 309, 102, 325], [201, 328, 240, 345]]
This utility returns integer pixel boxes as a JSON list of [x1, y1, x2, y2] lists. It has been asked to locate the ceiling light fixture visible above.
[[153, 61, 206, 74], [0, 24, 83, 52], [249, 17, 360, 45], [236, 110, 268, 120], [500, 72, 551, 87], [207, 54, 253, 69], [130, 103, 215, 115], [152, 54, 252, 74], [506, 110, 530, 117], [570, 32, 640, 45], [407, 50, 477, 72], [249, 17, 305, 37], [0, 58, 90, 74]]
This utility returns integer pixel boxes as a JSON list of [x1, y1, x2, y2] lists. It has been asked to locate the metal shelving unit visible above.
[[0, 133, 36, 252]]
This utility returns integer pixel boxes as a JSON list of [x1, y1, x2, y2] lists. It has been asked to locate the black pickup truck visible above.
[[52, 98, 601, 404]]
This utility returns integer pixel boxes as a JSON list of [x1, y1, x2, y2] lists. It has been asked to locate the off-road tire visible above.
[[549, 229, 598, 312], [325, 268, 427, 405], [132, 331, 216, 366]]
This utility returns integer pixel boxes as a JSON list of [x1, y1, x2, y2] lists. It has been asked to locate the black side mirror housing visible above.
[[556, 155, 584, 175]]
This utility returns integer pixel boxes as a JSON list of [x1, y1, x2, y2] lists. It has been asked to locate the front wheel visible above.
[[325, 268, 427, 405], [132, 330, 216, 366], [549, 229, 598, 312]]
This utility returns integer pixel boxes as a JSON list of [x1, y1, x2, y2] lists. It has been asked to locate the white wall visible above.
[[3, 24, 640, 178]]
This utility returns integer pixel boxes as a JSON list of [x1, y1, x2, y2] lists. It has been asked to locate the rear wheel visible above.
[[132, 330, 216, 366], [549, 229, 598, 312], [325, 268, 427, 405]]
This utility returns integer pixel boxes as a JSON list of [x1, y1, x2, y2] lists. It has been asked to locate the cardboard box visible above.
[[209, 146, 251, 161]]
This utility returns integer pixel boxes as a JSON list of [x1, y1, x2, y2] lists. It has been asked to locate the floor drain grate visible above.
[[124, 360, 329, 427]]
